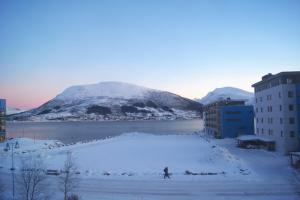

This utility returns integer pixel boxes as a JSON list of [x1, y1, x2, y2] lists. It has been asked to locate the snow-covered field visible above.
[[1, 133, 299, 200]]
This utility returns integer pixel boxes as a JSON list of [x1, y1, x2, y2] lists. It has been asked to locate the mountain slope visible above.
[[55, 82, 153, 101], [6, 107, 28, 115], [9, 82, 203, 121], [196, 87, 254, 105]]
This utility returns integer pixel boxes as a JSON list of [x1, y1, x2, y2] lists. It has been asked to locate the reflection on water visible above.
[[7, 120, 204, 144]]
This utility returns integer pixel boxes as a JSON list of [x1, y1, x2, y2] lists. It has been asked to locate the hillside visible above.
[[196, 87, 254, 105], [9, 82, 203, 121]]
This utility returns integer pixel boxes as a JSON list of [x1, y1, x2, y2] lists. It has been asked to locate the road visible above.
[[1, 170, 300, 200], [74, 178, 300, 200]]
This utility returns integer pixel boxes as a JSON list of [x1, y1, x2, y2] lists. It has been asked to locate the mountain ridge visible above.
[[196, 87, 254, 105], [9, 81, 203, 121]]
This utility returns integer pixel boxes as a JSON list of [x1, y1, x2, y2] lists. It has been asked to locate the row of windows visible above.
[[255, 91, 294, 103], [256, 117, 295, 124], [255, 104, 296, 113], [225, 111, 241, 114], [256, 128, 295, 137], [225, 118, 241, 122]]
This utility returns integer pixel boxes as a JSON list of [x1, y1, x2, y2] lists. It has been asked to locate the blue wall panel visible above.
[[219, 105, 254, 138], [0, 99, 6, 110], [296, 84, 300, 146]]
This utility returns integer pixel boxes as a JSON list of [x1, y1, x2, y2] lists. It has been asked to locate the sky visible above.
[[0, 0, 300, 109]]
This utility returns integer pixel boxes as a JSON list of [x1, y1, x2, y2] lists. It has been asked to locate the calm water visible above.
[[6, 120, 203, 144]]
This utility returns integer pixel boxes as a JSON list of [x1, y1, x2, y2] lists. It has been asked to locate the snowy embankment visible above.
[[0, 133, 253, 180]]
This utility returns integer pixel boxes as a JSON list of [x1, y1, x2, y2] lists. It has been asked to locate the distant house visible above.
[[203, 99, 254, 138], [252, 71, 300, 154], [0, 99, 6, 141]]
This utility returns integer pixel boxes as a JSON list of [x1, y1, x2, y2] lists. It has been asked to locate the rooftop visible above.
[[252, 71, 300, 88], [203, 98, 246, 108]]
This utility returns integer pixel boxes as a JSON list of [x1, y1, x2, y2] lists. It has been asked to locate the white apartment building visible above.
[[252, 72, 300, 154]]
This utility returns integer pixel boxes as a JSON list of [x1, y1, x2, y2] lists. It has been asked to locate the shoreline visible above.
[[6, 117, 202, 123]]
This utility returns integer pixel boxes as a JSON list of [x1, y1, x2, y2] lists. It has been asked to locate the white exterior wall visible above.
[[254, 84, 299, 154], [282, 84, 299, 153]]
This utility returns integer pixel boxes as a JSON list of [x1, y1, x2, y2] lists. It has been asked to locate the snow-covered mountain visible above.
[[6, 107, 28, 115], [9, 82, 203, 121], [196, 87, 254, 105]]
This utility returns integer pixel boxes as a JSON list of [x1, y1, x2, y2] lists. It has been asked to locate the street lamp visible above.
[[5, 141, 19, 200], [6, 141, 18, 170]]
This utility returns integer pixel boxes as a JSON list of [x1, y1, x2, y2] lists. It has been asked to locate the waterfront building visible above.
[[0, 99, 6, 141], [252, 71, 300, 154], [203, 99, 254, 138]]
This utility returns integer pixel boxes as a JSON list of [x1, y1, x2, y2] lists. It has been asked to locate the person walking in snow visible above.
[[164, 167, 170, 179]]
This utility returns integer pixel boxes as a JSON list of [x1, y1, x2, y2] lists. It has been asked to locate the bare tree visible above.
[[67, 194, 79, 200], [60, 152, 78, 200], [0, 173, 5, 200], [19, 157, 47, 200]]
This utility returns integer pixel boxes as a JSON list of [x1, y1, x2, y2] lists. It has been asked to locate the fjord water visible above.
[[6, 120, 203, 144]]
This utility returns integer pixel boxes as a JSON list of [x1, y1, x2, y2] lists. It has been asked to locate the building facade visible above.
[[0, 99, 6, 141], [204, 99, 254, 138], [252, 72, 300, 154]]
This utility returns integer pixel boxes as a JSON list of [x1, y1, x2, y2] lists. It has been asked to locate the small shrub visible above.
[[67, 194, 79, 200]]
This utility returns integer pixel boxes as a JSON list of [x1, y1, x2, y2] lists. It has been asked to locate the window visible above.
[[290, 131, 295, 138], [280, 118, 283, 124], [262, 128, 264, 134], [260, 97, 262, 102], [267, 106, 272, 112], [287, 78, 293, 84], [278, 92, 281, 98], [267, 95, 272, 100], [279, 105, 282, 111], [280, 131, 283, 137], [257, 128, 259, 134], [256, 98, 258, 103], [225, 111, 241, 114], [267, 118, 273, 124], [256, 118, 259, 123], [268, 129, 273, 136], [261, 107, 263, 112], [289, 118, 295, 124], [256, 107, 258, 113], [289, 104, 294, 111], [261, 118, 263, 123], [288, 91, 294, 98], [225, 119, 241, 122]]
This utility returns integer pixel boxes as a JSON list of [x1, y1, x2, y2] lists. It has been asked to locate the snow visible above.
[[6, 107, 28, 115], [55, 81, 156, 101], [237, 135, 275, 142], [10, 81, 202, 121], [197, 87, 254, 105], [0, 133, 251, 179], [1, 133, 299, 200]]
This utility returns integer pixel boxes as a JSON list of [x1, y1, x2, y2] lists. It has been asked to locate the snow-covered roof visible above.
[[237, 135, 275, 142], [290, 152, 300, 156], [237, 135, 259, 141]]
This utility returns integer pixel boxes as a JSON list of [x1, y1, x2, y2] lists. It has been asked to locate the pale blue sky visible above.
[[0, 0, 300, 108]]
